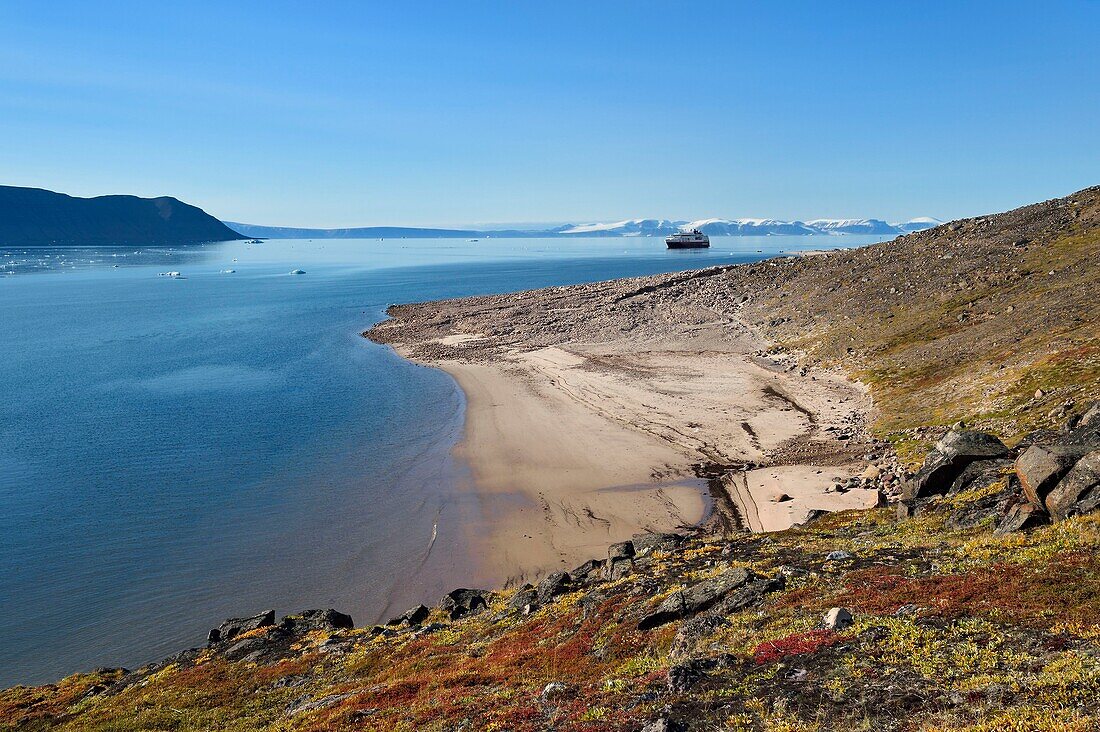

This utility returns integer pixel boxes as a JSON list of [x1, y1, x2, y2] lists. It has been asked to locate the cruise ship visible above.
[[665, 228, 710, 249]]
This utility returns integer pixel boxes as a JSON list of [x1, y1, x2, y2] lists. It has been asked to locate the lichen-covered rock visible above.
[[632, 533, 685, 556], [536, 571, 572, 603], [1016, 444, 1092, 506], [1078, 402, 1100, 429], [207, 610, 275, 646], [282, 609, 354, 634], [994, 501, 1050, 535], [506, 587, 539, 615], [903, 431, 1010, 500], [439, 588, 492, 620], [638, 568, 753, 630], [387, 605, 429, 627], [1045, 451, 1100, 521], [608, 540, 636, 561]]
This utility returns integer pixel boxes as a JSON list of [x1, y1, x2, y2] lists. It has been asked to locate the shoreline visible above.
[[379, 291, 885, 587]]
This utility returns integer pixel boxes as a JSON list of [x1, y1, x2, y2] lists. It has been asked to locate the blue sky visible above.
[[1, 1, 1097, 227]]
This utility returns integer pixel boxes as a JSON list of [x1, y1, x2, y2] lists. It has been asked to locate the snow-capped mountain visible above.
[[803, 218, 899, 235], [553, 216, 939, 237], [685, 218, 817, 236], [892, 217, 943, 233], [553, 219, 681, 236]]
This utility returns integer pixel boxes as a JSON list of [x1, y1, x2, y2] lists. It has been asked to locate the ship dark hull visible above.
[[666, 240, 710, 249]]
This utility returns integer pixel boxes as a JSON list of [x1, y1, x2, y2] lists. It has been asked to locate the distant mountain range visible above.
[[0, 186, 244, 246], [225, 216, 941, 240], [0, 184, 941, 246]]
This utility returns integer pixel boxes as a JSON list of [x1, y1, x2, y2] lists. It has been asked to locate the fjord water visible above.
[[0, 235, 884, 685]]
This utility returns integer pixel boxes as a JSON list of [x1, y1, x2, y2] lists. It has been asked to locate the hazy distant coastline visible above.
[[224, 215, 940, 240]]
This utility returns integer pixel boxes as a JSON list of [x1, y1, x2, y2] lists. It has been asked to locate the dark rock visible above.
[[632, 532, 685, 555], [946, 480, 1018, 529], [712, 577, 784, 615], [903, 431, 1010, 500], [1045, 451, 1100, 521], [224, 637, 269, 662], [1016, 444, 1092, 506], [947, 458, 1012, 494], [208, 610, 275, 646], [670, 615, 728, 660], [440, 588, 492, 620], [608, 540, 636, 561], [281, 609, 354, 634], [536, 571, 572, 603], [667, 659, 713, 693], [602, 557, 633, 581], [570, 558, 605, 581], [1079, 402, 1100, 429], [994, 501, 1050, 535], [638, 568, 752, 630], [388, 605, 430, 627], [285, 691, 356, 716], [507, 587, 539, 615]]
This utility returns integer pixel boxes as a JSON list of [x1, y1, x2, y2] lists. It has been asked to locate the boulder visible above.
[[994, 501, 1050, 535], [713, 576, 785, 615], [608, 541, 635, 561], [207, 610, 275, 646], [506, 587, 539, 615], [667, 660, 711, 693], [281, 609, 354, 634], [223, 636, 270, 662], [823, 607, 854, 631], [946, 481, 1018, 530], [903, 431, 1010, 500], [632, 533, 685, 556], [670, 615, 728, 661], [570, 558, 605, 582], [947, 458, 1012, 494], [1045, 451, 1100, 521], [439, 588, 492, 620], [638, 568, 752, 630], [387, 605, 430, 627], [602, 556, 633, 581], [1079, 402, 1100, 429], [536, 571, 572, 604], [1016, 444, 1092, 505]]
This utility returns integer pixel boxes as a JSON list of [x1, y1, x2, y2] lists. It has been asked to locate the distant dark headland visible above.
[[0, 186, 245, 246]]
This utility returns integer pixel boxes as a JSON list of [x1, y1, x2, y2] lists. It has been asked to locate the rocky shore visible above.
[[6, 407, 1098, 730], [3, 186, 1098, 731]]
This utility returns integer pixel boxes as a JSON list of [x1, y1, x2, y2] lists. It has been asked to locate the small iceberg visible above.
[[289, 269, 306, 275]]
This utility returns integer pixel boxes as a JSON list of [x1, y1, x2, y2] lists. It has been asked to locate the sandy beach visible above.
[[377, 283, 883, 584]]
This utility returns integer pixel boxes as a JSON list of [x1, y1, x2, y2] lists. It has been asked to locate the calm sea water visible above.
[[0, 235, 886, 686]]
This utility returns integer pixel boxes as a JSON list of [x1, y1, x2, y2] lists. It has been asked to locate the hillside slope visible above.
[[0, 186, 244, 245], [374, 186, 1099, 457]]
